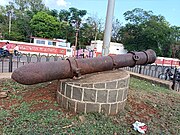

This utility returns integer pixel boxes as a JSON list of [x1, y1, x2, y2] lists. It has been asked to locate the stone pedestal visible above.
[[56, 69, 130, 115]]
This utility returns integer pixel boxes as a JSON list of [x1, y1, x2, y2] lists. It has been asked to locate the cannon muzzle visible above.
[[12, 49, 156, 85]]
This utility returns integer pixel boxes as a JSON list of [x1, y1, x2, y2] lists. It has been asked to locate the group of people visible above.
[[0, 42, 19, 57]]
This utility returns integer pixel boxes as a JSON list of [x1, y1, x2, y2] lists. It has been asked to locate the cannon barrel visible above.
[[12, 49, 156, 85]]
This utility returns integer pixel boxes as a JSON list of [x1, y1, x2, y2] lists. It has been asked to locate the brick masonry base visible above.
[[56, 69, 130, 115]]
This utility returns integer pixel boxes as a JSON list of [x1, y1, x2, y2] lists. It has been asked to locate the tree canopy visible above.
[[118, 8, 177, 57], [30, 12, 59, 38], [0, 2, 179, 58]]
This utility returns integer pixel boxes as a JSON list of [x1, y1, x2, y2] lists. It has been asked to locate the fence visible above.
[[0, 54, 68, 73], [0, 54, 179, 91], [124, 64, 180, 92], [0, 53, 94, 73]]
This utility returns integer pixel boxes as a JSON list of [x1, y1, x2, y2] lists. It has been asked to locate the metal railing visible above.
[[1, 54, 179, 92], [124, 64, 180, 92], [0, 52, 94, 73], [0, 54, 66, 73]]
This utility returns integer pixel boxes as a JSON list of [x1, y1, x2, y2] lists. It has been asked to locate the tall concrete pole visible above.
[[102, 0, 115, 56]]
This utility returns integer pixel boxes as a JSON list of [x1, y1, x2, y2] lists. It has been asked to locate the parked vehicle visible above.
[[174, 68, 180, 81], [158, 67, 180, 81], [0, 48, 12, 58], [0, 48, 21, 58]]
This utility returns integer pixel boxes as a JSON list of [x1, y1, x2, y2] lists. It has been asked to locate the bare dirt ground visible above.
[[0, 77, 179, 134], [0, 79, 158, 124], [0, 80, 59, 111]]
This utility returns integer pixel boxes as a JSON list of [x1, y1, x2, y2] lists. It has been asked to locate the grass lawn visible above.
[[0, 77, 179, 135]]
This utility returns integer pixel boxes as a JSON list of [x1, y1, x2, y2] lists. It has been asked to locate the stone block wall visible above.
[[57, 70, 130, 115]]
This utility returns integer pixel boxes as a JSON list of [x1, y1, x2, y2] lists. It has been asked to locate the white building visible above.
[[90, 40, 127, 57]]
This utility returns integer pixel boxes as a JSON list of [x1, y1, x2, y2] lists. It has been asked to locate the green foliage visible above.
[[171, 26, 180, 58], [59, 9, 70, 22], [112, 19, 122, 42], [30, 12, 59, 38], [0, 0, 47, 41], [58, 21, 71, 41], [48, 9, 58, 18], [120, 8, 174, 57], [78, 16, 104, 46], [124, 8, 153, 25], [69, 7, 87, 26], [171, 26, 180, 42], [0, 2, 179, 53]]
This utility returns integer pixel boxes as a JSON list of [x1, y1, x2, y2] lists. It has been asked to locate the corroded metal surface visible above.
[[12, 49, 156, 85]]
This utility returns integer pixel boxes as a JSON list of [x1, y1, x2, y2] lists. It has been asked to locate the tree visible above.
[[123, 8, 153, 25], [69, 7, 87, 26], [58, 21, 71, 40], [111, 18, 122, 42], [171, 26, 180, 58], [1, 0, 48, 41], [48, 9, 58, 18], [57, 8, 87, 47], [78, 22, 94, 47], [119, 8, 173, 57], [69, 7, 87, 49], [30, 12, 59, 38], [78, 16, 104, 46], [0, 6, 8, 39], [59, 9, 70, 22], [171, 26, 180, 43]]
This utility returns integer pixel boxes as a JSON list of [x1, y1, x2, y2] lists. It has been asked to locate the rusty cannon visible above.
[[11, 49, 156, 85]]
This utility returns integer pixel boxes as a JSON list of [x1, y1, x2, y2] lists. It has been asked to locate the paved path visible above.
[[0, 73, 12, 79], [128, 71, 171, 89]]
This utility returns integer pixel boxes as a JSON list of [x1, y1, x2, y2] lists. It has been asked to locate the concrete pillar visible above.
[[102, 0, 115, 56]]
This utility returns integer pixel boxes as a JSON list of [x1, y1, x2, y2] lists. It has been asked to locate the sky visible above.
[[1, 0, 180, 26]]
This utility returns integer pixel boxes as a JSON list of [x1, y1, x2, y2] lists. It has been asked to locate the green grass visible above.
[[0, 78, 180, 135], [129, 78, 180, 134]]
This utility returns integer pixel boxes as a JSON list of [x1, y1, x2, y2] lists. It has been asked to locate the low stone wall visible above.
[[57, 69, 130, 115]]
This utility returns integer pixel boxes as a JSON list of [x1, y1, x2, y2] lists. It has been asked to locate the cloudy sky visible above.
[[1, 0, 180, 26]]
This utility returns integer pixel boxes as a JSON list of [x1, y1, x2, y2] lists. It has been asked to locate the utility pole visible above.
[[102, 0, 115, 56]]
